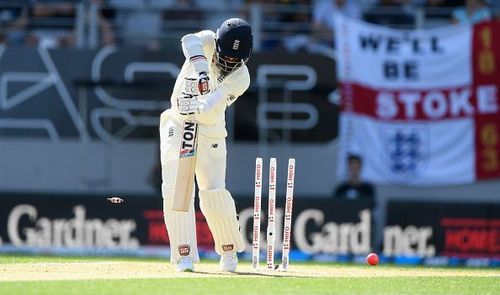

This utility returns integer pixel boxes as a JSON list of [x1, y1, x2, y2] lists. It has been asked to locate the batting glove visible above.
[[198, 71, 210, 95], [184, 77, 199, 96], [177, 92, 199, 115]]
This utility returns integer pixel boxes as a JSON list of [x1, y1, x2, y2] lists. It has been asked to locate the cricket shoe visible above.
[[176, 257, 194, 272], [220, 251, 238, 272]]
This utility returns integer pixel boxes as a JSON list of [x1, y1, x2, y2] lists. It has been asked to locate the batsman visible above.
[[159, 18, 252, 272]]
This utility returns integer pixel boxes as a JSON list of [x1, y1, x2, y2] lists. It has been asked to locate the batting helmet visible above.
[[216, 18, 253, 76]]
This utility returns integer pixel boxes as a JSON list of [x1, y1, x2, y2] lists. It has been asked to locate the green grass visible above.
[[1, 277, 498, 295], [0, 255, 498, 295]]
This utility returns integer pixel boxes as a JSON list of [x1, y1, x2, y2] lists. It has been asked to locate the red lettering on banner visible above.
[[143, 210, 169, 244], [444, 229, 495, 253], [472, 22, 500, 180], [195, 211, 214, 248], [142, 210, 214, 247], [143, 210, 164, 220], [148, 221, 169, 244], [442, 217, 500, 257], [489, 229, 499, 253]]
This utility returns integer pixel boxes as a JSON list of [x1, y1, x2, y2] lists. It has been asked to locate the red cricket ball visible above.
[[366, 253, 379, 266]]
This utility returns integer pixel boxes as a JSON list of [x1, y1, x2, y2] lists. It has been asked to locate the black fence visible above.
[[1, 192, 498, 267]]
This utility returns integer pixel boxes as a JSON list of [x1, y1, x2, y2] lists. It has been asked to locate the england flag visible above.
[[335, 15, 500, 185]]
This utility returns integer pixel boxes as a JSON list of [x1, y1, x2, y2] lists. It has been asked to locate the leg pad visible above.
[[199, 189, 245, 255]]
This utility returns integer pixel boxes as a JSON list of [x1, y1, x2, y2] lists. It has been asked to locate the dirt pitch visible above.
[[1, 260, 499, 281]]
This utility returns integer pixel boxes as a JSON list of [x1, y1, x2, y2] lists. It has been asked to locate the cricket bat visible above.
[[172, 119, 198, 212]]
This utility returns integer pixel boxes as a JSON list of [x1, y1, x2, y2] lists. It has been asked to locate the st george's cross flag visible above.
[[335, 15, 500, 185]]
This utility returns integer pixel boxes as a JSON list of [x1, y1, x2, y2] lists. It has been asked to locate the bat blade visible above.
[[172, 120, 198, 212]]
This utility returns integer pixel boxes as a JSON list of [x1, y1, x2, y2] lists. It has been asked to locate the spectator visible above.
[[109, 0, 176, 49], [364, 0, 417, 28], [1, 1, 113, 48], [159, 0, 205, 49], [424, 0, 463, 23], [277, 0, 314, 52], [29, 0, 80, 47], [77, 0, 116, 48], [243, 0, 314, 51], [451, 0, 492, 24], [312, 0, 363, 47], [425, 0, 462, 7], [334, 153, 378, 251], [0, 2, 30, 45], [194, 0, 244, 30], [334, 154, 375, 207]]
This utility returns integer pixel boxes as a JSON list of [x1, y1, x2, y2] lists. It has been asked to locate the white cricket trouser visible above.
[[159, 109, 243, 264]]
